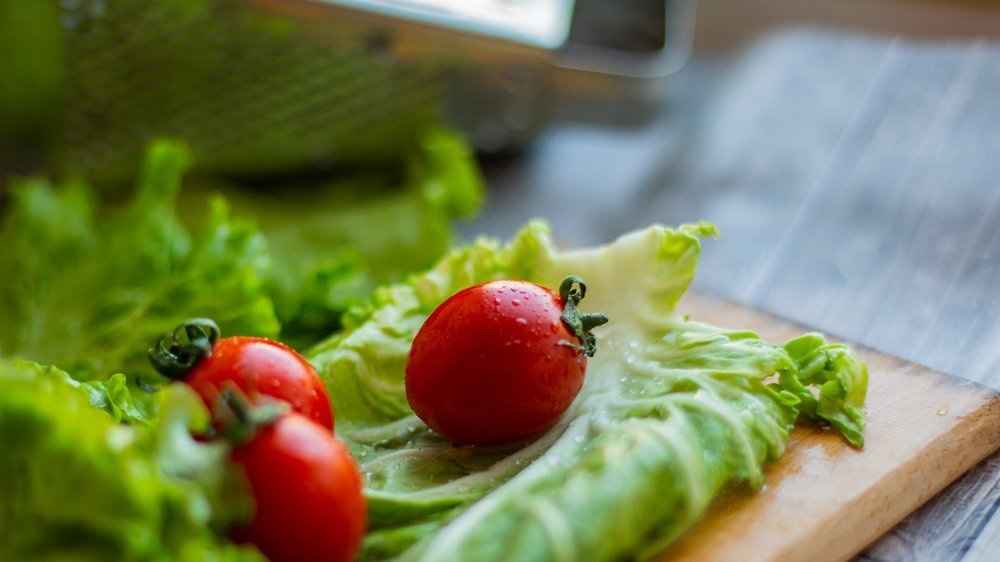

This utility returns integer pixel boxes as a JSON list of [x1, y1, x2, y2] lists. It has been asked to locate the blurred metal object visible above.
[[40, 0, 694, 180]]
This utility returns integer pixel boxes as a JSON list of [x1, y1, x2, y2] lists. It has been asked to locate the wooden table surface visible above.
[[466, 6, 1000, 560]]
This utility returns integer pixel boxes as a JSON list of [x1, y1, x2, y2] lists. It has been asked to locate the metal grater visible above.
[[12, 0, 694, 181]]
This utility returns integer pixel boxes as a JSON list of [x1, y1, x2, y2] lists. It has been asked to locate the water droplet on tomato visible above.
[[512, 299, 521, 306], [550, 322, 559, 333], [494, 297, 502, 305], [516, 317, 527, 325]]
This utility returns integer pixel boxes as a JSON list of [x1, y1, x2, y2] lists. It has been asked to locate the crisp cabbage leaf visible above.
[[308, 221, 868, 561]]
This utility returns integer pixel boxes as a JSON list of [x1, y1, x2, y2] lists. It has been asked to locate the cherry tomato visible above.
[[150, 319, 333, 431], [405, 277, 607, 446], [230, 412, 366, 562]]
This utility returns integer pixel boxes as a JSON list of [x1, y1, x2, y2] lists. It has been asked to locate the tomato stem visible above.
[[215, 384, 289, 445], [558, 276, 609, 357], [148, 318, 221, 380]]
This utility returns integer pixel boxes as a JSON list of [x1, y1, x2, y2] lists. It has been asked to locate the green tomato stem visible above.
[[148, 318, 221, 380], [558, 276, 609, 357]]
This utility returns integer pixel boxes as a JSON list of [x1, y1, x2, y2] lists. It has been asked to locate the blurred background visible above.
[[1, 1, 999, 560]]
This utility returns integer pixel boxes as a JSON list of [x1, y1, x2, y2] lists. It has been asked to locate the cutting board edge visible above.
[[795, 388, 1000, 562]]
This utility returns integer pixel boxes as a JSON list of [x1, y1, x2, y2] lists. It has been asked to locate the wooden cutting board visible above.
[[655, 292, 1000, 562]]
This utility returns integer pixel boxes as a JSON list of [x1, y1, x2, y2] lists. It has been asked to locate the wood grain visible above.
[[650, 292, 1000, 562]]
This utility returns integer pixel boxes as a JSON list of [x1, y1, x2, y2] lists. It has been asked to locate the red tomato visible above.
[[150, 320, 333, 431], [230, 413, 366, 562], [405, 278, 607, 446]]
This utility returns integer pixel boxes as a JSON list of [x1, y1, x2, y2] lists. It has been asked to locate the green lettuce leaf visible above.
[[1, 360, 155, 425], [308, 221, 868, 561], [180, 128, 484, 349], [0, 140, 279, 383], [0, 359, 262, 561]]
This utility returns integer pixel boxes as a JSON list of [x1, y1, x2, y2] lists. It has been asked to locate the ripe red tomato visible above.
[[405, 277, 607, 446], [150, 320, 333, 431], [230, 412, 366, 562]]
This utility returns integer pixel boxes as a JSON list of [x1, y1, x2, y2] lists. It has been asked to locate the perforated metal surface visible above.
[[59, 0, 443, 179]]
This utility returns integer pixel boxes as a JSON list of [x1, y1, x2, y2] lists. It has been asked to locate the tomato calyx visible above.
[[214, 384, 289, 446], [557, 276, 609, 357], [149, 318, 221, 380]]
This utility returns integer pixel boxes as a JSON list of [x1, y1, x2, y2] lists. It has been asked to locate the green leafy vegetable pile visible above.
[[0, 133, 482, 560], [309, 222, 868, 561], [0, 135, 867, 561], [0, 130, 481, 381]]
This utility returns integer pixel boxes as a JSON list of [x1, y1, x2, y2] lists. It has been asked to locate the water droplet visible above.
[[937, 409, 948, 416], [628, 340, 639, 349], [550, 322, 559, 333], [359, 450, 368, 457], [625, 355, 636, 364], [512, 299, 521, 306], [618, 376, 627, 383], [516, 317, 528, 325], [494, 297, 502, 305]]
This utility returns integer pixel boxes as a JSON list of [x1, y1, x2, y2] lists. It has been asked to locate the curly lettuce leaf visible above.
[[0, 140, 279, 382], [308, 221, 868, 561], [179, 128, 484, 349], [1, 360, 154, 425], [0, 360, 261, 561]]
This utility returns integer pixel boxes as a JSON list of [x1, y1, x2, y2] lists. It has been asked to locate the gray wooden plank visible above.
[[858, 451, 1000, 562], [962, 466, 1000, 562], [740, 40, 1000, 387]]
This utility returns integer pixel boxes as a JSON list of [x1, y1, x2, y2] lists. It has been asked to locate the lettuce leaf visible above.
[[0, 359, 262, 561], [185, 128, 483, 349], [0, 140, 278, 383], [2, 360, 155, 425], [308, 221, 868, 561]]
